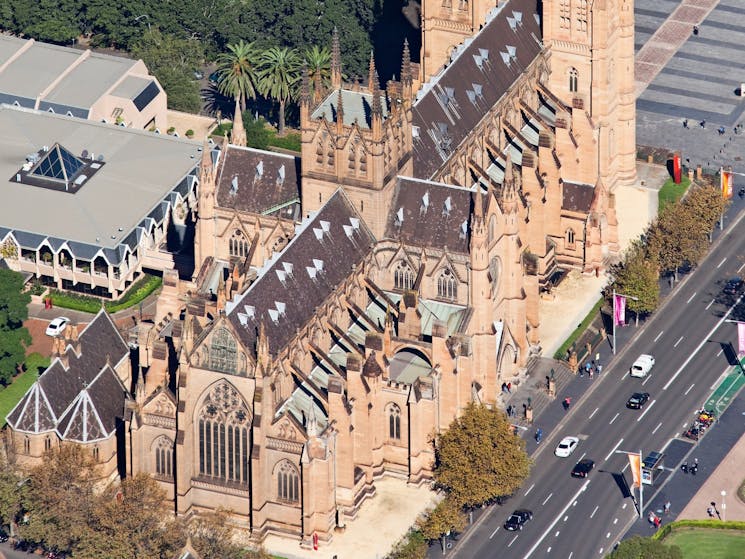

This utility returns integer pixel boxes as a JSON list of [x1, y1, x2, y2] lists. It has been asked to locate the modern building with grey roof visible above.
[[0, 104, 202, 298], [0, 35, 166, 129]]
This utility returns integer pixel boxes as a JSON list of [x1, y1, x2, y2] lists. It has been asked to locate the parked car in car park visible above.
[[630, 354, 655, 378], [45, 316, 70, 337]]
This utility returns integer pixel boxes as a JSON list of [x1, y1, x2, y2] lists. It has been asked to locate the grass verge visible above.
[[659, 176, 691, 211], [662, 527, 745, 558], [553, 298, 604, 360]]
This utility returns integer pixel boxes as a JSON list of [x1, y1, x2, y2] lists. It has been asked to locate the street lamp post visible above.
[[722, 490, 727, 522], [612, 289, 639, 355]]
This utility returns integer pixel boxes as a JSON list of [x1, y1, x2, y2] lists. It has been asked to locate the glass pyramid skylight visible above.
[[30, 143, 84, 184]]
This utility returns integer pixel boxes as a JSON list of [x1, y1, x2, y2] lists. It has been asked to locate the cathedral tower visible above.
[[193, 141, 216, 276]]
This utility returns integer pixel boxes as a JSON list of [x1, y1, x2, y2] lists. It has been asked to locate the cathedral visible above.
[[7, 0, 636, 549]]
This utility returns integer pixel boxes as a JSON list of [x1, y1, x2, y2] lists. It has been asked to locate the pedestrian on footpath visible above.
[[507, 382, 512, 393], [597, 364, 603, 375], [664, 501, 671, 515], [707, 506, 715, 518]]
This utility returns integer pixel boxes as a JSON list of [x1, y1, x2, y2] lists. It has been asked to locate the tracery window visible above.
[[276, 460, 300, 503], [154, 436, 174, 479], [387, 403, 401, 440], [569, 67, 579, 93], [394, 261, 414, 291], [437, 268, 458, 300], [198, 381, 250, 484], [210, 328, 237, 373], [229, 230, 249, 258]]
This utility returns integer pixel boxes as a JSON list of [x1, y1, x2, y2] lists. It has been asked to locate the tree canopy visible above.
[[607, 536, 682, 559], [605, 239, 660, 321], [433, 403, 531, 508], [0, 268, 31, 384]]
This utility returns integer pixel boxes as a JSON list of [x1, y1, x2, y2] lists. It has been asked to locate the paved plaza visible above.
[[636, 0, 745, 175]]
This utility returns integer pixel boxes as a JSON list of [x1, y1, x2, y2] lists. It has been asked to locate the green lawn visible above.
[[658, 176, 691, 211], [664, 528, 745, 558], [0, 369, 39, 428]]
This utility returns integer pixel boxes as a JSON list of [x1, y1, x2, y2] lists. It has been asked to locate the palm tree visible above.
[[257, 47, 301, 136], [215, 40, 259, 111], [304, 45, 331, 102]]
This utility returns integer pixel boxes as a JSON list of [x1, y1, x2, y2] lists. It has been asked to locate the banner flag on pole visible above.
[[613, 295, 626, 327], [738, 322, 745, 356], [628, 452, 642, 488], [722, 167, 734, 199]]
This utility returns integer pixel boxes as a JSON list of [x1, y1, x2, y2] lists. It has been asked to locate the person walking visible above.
[[664, 501, 671, 515], [707, 506, 715, 518]]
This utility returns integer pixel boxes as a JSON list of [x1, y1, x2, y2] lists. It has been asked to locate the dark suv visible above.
[[626, 392, 650, 409], [504, 509, 533, 531]]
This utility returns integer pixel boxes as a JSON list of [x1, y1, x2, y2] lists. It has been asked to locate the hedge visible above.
[[653, 519, 745, 541], [48, 273, 162, 315]]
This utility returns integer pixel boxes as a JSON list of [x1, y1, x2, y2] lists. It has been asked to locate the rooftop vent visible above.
[[81, 149, 89, 158], [479, 48, 489, 61], [244, 305, 255, 318], [277, 164, 285, 185], [268, 308, 280, 323], [320, 220, 330, 233], [473, 54, 484, 69], [420, 191, 430, 214], [507, 45, 517, 60], [513, 11, 523, 24], [255, 160, 264, 179], [349, 217, 360, 230], [282, 262, 294, 277], [459, 220, 468, 239], [313, 227, 324, 241], [443, 196, 452, 217], [276, 269, 288, 284], [473, 83, 483, 98], [312, 259, 324, 272], [275, 301, 286, 315], [230, 176, 239, 195], [343, 224, 355, 238], [395, 207, 404, 227]]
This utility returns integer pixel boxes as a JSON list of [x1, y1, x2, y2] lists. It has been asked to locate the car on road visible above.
[[554, 436, 579, 457], [630, 354, 655, 378], [503, 509, 533, 531], [723, 276, 744, 295], [626, 392, 650, 409], [571, 458, 595, 478], [45, 317, 70, 337]]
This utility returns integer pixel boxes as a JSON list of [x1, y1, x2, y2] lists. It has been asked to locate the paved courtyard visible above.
[[635, 0, 745, 175]]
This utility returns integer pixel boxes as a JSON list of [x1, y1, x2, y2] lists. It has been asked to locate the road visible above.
[[455, 216, 745, 558]]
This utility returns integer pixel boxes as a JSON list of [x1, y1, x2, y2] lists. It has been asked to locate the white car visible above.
[[554, 436, 579, 458], [45, 316, 70, 337], [630, 354, 655, 378]]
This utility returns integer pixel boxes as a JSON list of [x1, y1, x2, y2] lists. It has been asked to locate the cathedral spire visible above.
[[300, 62, 310, 105], [368, 51, 377, 92], [135, 365, 146, 404], [401, 39, 412, 85], [331, 27, 342, 89], [199, 139, 213, 185], [230, 97, 246, 147]]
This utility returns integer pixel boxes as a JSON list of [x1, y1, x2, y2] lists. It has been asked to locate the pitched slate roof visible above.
[[384, 177, 474, 253], [6, 309, 129, 442], [226, 190, 375, 357], [215, 146, 301, 218], [562, 181, 595, 213], [411, 0, 543, 179]]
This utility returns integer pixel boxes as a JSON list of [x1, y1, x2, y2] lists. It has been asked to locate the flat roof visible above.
[[0, 35, 25, 67], [0, 105, 202, 249], [0, 40, 82, 100], [111, 75, 150, 99], [44, 53, 136, 108]]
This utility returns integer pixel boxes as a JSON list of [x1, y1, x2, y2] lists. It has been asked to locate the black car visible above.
[[571, 458, 595, 478], [626, 392, 650, 409], [724, 276, 744, 295], [503, 509, 533, 531]]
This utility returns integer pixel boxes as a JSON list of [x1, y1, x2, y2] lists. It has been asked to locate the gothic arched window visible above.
[[394, 261, 414, 291], [437, 268, 457, 300], [154, 436, 174, 479], [488, 215, 497, 244], [229, 230, 249, 258], [569, 68, 579, 93], [276, 460, 300, 503], [387, 403, 401, 440], [566, 228, 576, 247], [198, 381, 250, 484], [210, 328, 237, 373], [44, 437, 51, 452]]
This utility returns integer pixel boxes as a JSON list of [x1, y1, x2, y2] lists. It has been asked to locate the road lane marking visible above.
[[508, 534, 518, 547], [489, 526, 500, 538], [590, 505, 599, 518], [664, 296, 743, 390], [605, 438, 624, 461], [609, 413, 619, 425], [706, 299, 715, 310], [589, 407, 599, 420], [613, 518, 618, 524], [525, 483, 535, 496], [654, 330, 664, 342], [564, 516, 569, 521], [637, 399, 656, 422], [652, 422, 663, 434], [739, 262, 745, 273], [524, 480, 591, 559], [622, 503, 627, 509], [578, 452, 587, 462], [622, 463, 628, 472], [555, 531, 560, 536], [711, 366, 729, 389], [642, 374, 652, 386], [716, 348, 723, 357], [568, 553, 573, 559], [717, 257, 727, 268], [606, 533, 611, 538], [674, 336, 684, 347], [686, 292, 697, 304], [599, 549, 604, 555], [543, 493, 553, 506], [685, 383, 695, 395]]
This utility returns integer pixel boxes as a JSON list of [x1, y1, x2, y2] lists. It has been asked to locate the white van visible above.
[[630, 354, 655, 378]]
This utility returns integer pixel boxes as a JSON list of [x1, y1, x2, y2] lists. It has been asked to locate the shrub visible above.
[[167, 126, 176, 135], [106, 274, 162, 313], [270, 132, 301, 152], [186, 129, 195, 137], [49, 290, 102, 313]]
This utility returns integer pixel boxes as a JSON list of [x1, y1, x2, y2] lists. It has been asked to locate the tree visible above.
[[683, 184, 728, 233], [607, 536, 682, 559], [242, 115, 272, 150], [606, 240, 660, 323], [388, 530, 428, 559], [0, 269, 31, 384], [0, 458, 22, 534], [18, 446, 97, 553], [189, 508, 271, 559], [418, 496, 466, 551], [75, 474, 183, 559], [130, 28, 203, 113], [646, 201, 708, 280], [216, 40, 260, 112], [304, 45, 331, 102], [433, 403, 531, 508], [257, 46, 301, 136]]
